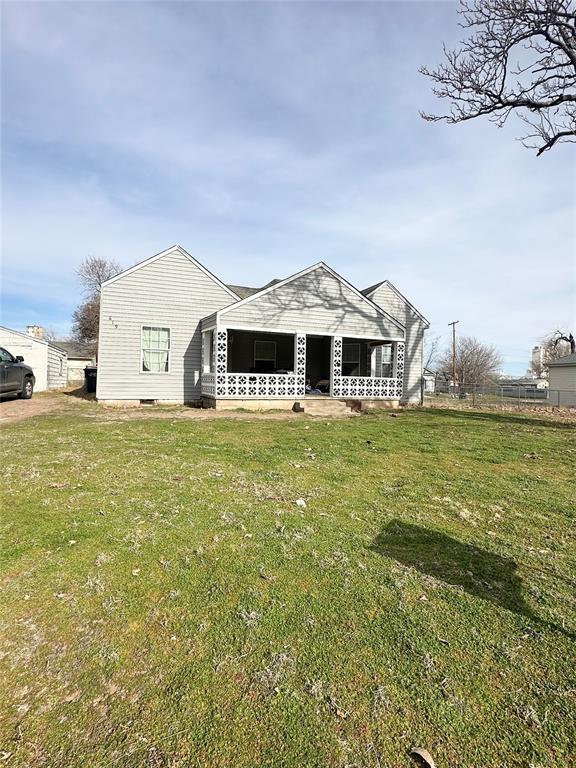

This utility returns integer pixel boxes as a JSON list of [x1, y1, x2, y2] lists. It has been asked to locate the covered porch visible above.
[[200, 322, 405, 403]]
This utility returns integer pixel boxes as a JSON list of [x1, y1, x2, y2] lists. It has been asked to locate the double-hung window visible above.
[[142, 327, 170, 373], [342, 343, 361, 376], [381, 343, 394, 378], [202, 330, 214, 373]]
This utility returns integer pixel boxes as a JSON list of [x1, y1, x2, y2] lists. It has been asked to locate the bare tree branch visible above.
[[77, 255, 121, 297], [73, 255, 122, 354], [421, 0, 576, 155]]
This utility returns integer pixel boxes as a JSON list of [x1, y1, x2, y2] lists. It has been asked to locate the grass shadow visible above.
[[371, 520, 574, 639], [423, 407, 576, 430]]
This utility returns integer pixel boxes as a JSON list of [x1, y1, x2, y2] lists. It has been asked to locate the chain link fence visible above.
[[425, 382, 576, 411]]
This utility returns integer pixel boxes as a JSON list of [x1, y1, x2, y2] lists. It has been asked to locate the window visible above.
[[0, 347, 14, 364], [342, 343, 361, 376], [254, 340, 276, 371], [142, 327, 170, 373], [203, 330, 214, 373], [381, 344, 394, 378]]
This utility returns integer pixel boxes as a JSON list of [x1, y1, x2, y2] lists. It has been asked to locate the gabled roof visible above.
[[362, 279, 430, 327], [101, 245, 241, 300], [1, 325, 51, 348], [218, 262, 405, 332], [226, 284, 261, 300], [548, 352, 576, 367], [226, 279, 281, 300], [53, 341, 94, 358]]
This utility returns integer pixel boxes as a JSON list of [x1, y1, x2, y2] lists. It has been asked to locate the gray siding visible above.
[[366, 283, 426, 403], [220, 267, 403, 339], [549, 366, 576, 405], [97, 249, 234, 402], [47, 345, 67, 389]]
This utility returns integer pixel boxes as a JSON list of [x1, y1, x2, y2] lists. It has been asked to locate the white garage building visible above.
[[0, 325, 67, 392], [548, 353, 576, 407]]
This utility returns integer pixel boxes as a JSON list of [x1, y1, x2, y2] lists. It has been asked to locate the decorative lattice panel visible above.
[[215, 330, 228, 396], [330, 336, 402, 399], [226, 374, 299, 397], [333, 376, 399, 398], [395, 342, 405, 398], [296, 333, 306, 396]]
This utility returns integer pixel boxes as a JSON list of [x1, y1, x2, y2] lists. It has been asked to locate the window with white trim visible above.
[[381, 343, 394, 378], [142, 327, 170, 373], [342, 342, 361, 376], [254, 340, 276, 371], [202, 330, 214, 373]]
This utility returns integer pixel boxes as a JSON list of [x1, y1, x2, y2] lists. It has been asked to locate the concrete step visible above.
[[296, 398, 353, 416]]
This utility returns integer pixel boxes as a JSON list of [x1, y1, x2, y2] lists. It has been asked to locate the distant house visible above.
[[0, 325, 67, 391], [547, 353, 576, 406], [423, 368, 436, 393], [53, 341, 95, 383], [97, 245, 430, 409]]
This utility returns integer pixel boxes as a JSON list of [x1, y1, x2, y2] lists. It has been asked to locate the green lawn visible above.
[[1, 408, 574, 767]]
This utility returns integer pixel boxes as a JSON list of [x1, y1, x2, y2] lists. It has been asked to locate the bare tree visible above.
[[552, 329, 575, 353], [72, 256, 121, 354], [424, 334, 441, 371], [421, 0, 576, 156], [77, 255, 122, 297], [71, 296, 100, 353], [438, 335, 503, 384], [531, 329, 575, 375]]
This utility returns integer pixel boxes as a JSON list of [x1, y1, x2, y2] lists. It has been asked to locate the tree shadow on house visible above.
[[371, 520, 574, 639]]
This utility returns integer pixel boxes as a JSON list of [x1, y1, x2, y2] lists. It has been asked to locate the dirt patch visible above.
[[0, 392, 83, 424], [0, 390, 321, 425]]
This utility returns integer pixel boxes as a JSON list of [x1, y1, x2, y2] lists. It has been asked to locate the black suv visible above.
[[0, 347, 35, 399]]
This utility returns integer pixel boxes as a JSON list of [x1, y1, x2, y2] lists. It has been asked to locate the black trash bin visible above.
[[84, 366, 97, 393]]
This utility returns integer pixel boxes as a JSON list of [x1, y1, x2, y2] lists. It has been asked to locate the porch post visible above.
[[295, 332, 306, 396], [215, 327, 228, 397], [395, 341, 405, 399], [330, 336, 342, 397]]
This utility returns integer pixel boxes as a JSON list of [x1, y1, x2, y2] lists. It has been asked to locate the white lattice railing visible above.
[[330, 337, 404, 399], [202, 373, 300, 397], [201, 331, 404, 399], [332, 376, 401, 398]]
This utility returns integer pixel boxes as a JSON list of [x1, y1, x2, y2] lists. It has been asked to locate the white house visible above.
[[53, 341, 95, 383], [0, 326, 67, 391], [97, 245, 430, 411]]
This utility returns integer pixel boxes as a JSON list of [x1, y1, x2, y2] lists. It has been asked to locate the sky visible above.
[[1, 1, 574, 375]]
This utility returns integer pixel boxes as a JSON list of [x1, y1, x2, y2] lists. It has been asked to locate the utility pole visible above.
[[448, 320, 459, 396]]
